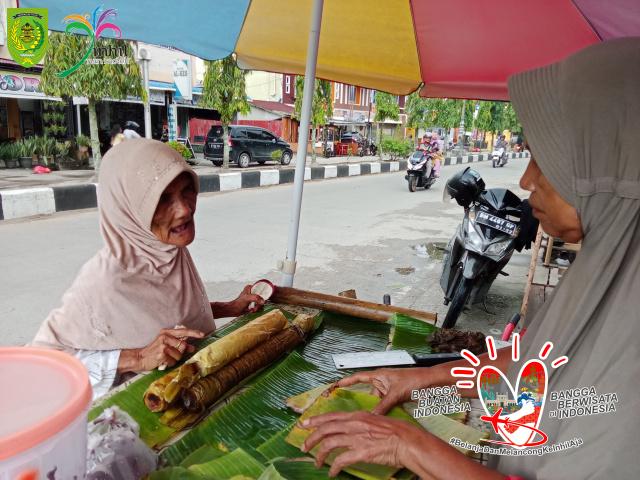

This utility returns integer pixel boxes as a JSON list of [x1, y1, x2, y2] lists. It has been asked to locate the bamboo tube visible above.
[[181, 315, 315, 412], [145, 309, 289, 410], [271, 287, 437, 323]]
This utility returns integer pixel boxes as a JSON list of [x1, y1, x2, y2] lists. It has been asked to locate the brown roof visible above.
[[251, 100, 294, 116]]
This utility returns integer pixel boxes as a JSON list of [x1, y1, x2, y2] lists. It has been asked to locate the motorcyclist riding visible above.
[[495, 134, 508, 160]]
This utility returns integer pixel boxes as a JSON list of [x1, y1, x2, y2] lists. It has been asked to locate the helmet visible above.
[[124, 120, 140, 131], [445, 167, 485, 207]]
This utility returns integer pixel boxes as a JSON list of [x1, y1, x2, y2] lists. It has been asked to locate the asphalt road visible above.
[[0, 158, 531, 346]]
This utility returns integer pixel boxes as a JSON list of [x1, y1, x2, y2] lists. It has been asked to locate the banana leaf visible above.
[[286, 388, 419, 480], [151, 448, 265, 479], [285, 385, 332, 414], [189, 448, 265, 478], [286, 384, 380, 415], [404, 403, 489, 455], [179, 444, 227, 467], [389, 313, 438, 355], [258, 460, 354, 480], [161, 311, 392, 465], [147, 467, 199, 480], [255, 424, 305, 461]]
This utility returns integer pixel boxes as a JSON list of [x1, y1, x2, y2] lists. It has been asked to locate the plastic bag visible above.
[[32, 165, 51, 174], [86, 406, 157, 480]]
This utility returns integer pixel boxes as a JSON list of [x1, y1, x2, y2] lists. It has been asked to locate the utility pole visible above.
[[136, 43, 152, 139]]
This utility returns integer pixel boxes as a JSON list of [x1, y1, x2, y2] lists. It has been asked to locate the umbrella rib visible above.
[[568, 0, 603, 41]]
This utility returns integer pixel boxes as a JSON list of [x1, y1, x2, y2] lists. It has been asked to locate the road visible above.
[[0, 159, 531, 346]]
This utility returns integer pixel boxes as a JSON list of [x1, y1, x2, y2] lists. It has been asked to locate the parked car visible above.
[[203, 125, 293, 168]]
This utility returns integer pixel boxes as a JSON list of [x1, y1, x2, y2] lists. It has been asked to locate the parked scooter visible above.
[[405, 150, 437, 192], [440, 167, 534, 328], [491, 147, 508, 168]]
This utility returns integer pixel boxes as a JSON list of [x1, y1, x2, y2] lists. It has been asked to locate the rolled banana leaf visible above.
[[182, 315, 315, 412], [150, 309, 289, 407], [286, 388, 419, 480]]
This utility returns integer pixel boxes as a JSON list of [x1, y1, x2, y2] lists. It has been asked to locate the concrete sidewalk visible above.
[[0, 151, 529, 221]]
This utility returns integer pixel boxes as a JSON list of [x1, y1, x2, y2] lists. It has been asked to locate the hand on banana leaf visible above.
[[300, 411, 424, 478], [335, 367, 439, 415]]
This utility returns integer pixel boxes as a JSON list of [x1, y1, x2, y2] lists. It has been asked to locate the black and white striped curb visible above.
[[443, 151, 529, 166], [0, 152, 528, 221]]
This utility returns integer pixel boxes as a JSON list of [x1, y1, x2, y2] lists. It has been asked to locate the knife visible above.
[[332, 350, 463, 370]]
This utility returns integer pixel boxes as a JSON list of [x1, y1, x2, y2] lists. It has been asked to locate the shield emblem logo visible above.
[[7, 8, 48, 68]]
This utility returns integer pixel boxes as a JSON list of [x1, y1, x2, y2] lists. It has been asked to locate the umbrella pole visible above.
[[280, 0, 324, 287]]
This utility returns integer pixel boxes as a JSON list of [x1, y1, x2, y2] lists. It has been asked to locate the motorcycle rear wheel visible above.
[[442, 277, 473, 328], [408, 176, 417, 192]]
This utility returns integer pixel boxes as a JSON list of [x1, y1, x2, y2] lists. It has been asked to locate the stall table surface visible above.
[[90, 303, 488, 479]]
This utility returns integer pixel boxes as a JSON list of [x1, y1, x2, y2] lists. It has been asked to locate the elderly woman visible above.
[[32, 139, 264, 399], [302, 38, 639, 479]]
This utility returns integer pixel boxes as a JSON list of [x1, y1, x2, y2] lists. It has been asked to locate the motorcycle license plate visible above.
[[476, 212, 517, 236], [209, 143, 221, 149]]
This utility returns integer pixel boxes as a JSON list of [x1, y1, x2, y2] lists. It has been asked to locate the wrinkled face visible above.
[[151, 172, 197, 247], [519, 158, 583, 243]]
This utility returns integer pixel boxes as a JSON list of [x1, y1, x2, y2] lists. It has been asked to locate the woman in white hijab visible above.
[[300, 38, 640, 479], [32, 139, 264, 399]]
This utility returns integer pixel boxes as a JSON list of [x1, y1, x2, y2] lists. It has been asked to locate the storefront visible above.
[[73, 88, 169, 153], [174, 87, 220, 144], [0, 69, 61, 140]]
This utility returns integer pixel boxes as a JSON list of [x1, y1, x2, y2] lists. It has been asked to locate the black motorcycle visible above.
[[405, 150, 437, 192], [440, 167, 537, 328]]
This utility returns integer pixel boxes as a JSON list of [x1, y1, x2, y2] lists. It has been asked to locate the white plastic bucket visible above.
[[0, 348, 92, 480]]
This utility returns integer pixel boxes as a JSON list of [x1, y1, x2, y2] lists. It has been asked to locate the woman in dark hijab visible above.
[[301, 38, 640, 479]]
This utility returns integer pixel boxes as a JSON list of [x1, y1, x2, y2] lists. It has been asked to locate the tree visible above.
[[293, 76, 332, 164], [502, 102, 522, 134], [40, 32, 145, 177], [200, 55, 250, 169], [405, 94, 469, 152], [373, 92, 400, 159]]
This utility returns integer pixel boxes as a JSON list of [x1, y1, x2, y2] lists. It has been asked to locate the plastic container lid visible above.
[[0, 347, 92, 461]]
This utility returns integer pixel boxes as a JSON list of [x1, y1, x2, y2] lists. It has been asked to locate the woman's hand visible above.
[[301, 411, 424, 477], [212, 285, 265, 318], [335, 367, 435, 414], [118, 327, 204, 373], [302, 411, 507, 480]]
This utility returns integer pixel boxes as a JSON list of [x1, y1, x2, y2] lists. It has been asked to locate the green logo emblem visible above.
[[8, 8, 48, 68]]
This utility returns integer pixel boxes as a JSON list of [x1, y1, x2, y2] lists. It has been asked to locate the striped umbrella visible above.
[[26, 0, 640, 284]]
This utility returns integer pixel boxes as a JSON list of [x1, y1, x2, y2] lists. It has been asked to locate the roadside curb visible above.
[[0, 152, 529, 221]]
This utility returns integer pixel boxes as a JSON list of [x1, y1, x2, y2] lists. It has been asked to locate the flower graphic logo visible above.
[[451, 334, 569, 449], [57, 5, 122, 78]]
